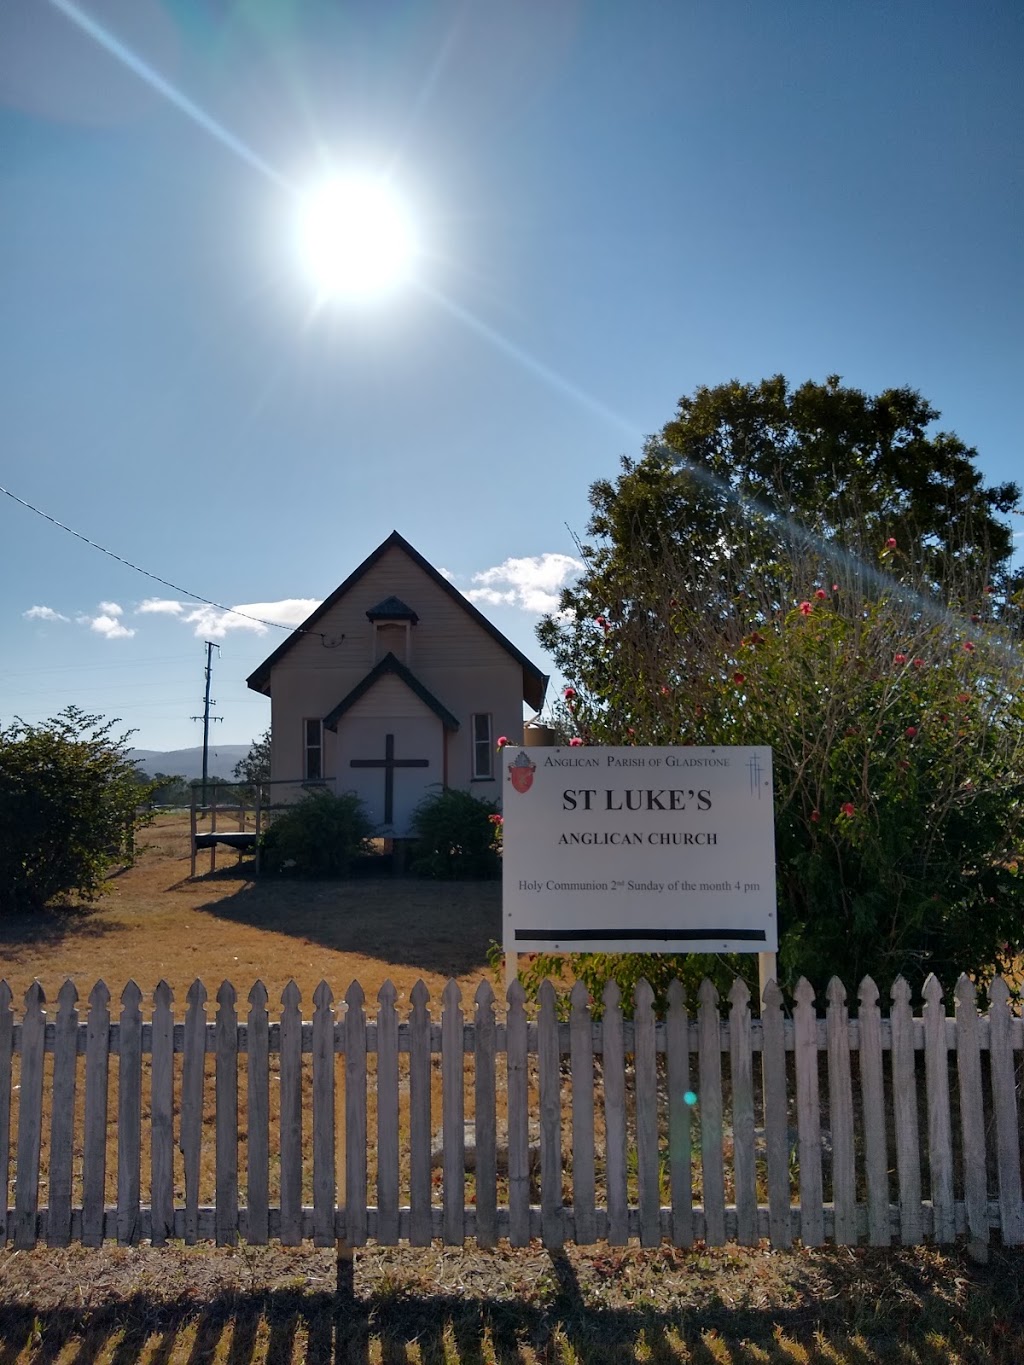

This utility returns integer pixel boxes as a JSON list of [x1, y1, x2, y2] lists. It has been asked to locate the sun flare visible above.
[[296, 175, 415, 300]]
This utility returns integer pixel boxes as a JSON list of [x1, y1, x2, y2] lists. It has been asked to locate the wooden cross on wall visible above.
[[350, 733, 429, 825]]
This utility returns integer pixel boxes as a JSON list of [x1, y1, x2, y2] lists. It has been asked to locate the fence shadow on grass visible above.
[[1, 1247, 1021, 1365], [192, 874, 502, 978]]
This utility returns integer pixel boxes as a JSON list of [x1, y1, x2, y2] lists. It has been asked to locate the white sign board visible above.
[[502, 746, 777, 955]]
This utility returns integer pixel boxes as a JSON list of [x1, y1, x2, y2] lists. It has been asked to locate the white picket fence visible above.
[[1, 973, 1021, 1252]]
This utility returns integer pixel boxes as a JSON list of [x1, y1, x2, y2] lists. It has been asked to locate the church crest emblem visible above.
[[507, 750, 536, 794]]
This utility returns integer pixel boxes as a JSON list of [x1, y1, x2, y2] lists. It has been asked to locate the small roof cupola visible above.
[[366, 596, 419, 624]]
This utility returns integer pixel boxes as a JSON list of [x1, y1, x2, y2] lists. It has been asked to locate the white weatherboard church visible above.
[[246, 532, 549, 837]]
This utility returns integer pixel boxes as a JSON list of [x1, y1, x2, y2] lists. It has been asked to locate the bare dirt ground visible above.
[[1, 816, 1023, 1361]]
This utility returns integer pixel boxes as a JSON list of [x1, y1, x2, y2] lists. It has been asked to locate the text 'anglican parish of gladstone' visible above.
[[501, 746, 777, 954]]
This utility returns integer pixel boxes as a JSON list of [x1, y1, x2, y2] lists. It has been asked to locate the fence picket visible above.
[[922, 975, 955, 1243], [953, 975, 988, 1251], [345, 981, 368, 1247], [793, 978, 823, 1247], [760, 980, 791, 1248], [569, 981, 596, 1245], [312, 982, 336, 1248], [988, 977, 1023, 1245], [634, 980, 661, 1248], [150, 980, 175, 1246], [857, 977, 890, 1246], [14, 982, 45, 1249], [538, 980, 563, 1249], [47, 980, 79, 1247], [215, 981, 239, 1247], [279, 980, 303, 1246], [117, 982, 143, 1246], [665, 980, 693, 1247], [409, 981, 432, 1247], [698, 979, 726, 1246], [82, 981, 111, 1248], [506, 981, 530, 1247], [0, 982, 12, 1247], [473, 981, 498, 1247], [181, 979, 207, 1246], [376, 981, 400, 1245], [826, 978, 856, 1245], [246, 982, 270, 1245], [442, 980, 465, 1246], [729, 979, 756, 1246], [602, 980, 628, 1246], [890, 977, 922, 1246]]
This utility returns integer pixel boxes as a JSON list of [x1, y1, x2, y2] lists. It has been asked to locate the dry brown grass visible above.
[[0, 812, 502, 1007]]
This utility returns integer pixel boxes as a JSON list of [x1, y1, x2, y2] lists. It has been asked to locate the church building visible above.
[[246, 531, 548, 836]]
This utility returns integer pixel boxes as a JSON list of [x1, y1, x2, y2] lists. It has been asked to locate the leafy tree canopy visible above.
[[538, 377, 1024, 994], [0, 706, 153, 914]]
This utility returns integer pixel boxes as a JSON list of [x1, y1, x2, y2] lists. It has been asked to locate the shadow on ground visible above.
[[192, 871, 502, 978], [1, 1244, 1021, 1365], [0, 904, 120, 960]]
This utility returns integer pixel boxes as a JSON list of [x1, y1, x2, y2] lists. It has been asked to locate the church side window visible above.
[[471, 713, 493, 780], [303, 718, 323, 781]]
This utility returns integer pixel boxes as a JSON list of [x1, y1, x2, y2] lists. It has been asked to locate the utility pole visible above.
[[191, 641, 223, 806]]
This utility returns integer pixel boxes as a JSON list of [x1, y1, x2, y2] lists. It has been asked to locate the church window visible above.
[[303, 718, 323, 781], [471, 713, 493, 780]]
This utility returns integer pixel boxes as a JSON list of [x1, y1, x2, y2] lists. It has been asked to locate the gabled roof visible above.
[[246, 530, 549, 710], [322, 653, 459, 733], [366, 595, 419, 623]]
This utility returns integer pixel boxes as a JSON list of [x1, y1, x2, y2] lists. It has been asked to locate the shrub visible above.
[[409, 787, 502, 880], [0, 707, 152, 913], [259, 790, 372, 878]]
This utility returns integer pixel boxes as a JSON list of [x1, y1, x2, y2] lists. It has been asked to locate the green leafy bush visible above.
[[259, 790, 371, 878], [0, 706, 152, 913], [409, 787, 502, 880]]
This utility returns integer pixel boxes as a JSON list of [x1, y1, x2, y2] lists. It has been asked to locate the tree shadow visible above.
[[191, 875, 502, 978], [0, 904, 120, 958]]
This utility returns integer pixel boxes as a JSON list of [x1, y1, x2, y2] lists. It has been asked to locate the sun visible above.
[[296, 175, 415, 300]]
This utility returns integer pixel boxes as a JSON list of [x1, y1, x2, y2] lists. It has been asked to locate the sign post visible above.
[[501, 745, 777, 989]]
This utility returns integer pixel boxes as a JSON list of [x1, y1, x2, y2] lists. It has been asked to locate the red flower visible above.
[[984, 585, 993, 594], [840, 802, 856, 818], [957, 693, 971, 703], [893, 653, 907, 665], [626, 727, 635, 736], [659, 684, 671, 696], [798, 601, 812, 616], [810, 809, 820, 823], [913, 657, 925, 668], [814, 588, 827, 600], [905, 726, 917, 738], [496, 735, 509, 749], [564, 686, 576, 701], [962, 641, 975, 653], [832, 583, 840, 593], [488, 813, 504, 825], [733, 671, 745, 685], [569, 737, 583, 747], [594, 615, 610, 631], [885, 537, 897, 549]]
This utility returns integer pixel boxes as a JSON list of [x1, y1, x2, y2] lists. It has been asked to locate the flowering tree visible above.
[[540, 378, 1023, 992]]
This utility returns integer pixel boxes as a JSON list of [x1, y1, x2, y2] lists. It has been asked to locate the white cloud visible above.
[[98, 601, 124, 616], [437, 566, 456, 582], [137, 598, 185, 616], [465, 553, 583, 614], [23, 605, 69, 623], [80, 611, 135, 640], [181, 599, 321, 639]]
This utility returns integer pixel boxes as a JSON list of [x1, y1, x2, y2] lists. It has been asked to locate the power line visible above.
[[1, 483, 324, 638]]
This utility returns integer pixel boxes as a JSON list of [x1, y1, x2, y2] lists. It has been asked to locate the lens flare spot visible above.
[[683, 1090, 698, 1107]]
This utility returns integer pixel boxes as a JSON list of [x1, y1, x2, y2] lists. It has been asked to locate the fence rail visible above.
[[1, 973, 1021, 1253]]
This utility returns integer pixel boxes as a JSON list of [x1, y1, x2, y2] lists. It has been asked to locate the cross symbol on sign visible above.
[[350, 733, 429, 824]]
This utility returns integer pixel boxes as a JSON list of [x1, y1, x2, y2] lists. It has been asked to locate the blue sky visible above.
[[2, 0, 1021, 755]]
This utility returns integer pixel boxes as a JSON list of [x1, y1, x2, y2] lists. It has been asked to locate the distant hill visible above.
[[130, 745, 252, 782]]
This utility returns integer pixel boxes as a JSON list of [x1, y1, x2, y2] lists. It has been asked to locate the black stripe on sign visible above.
[[515, 928, 767, 943]]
